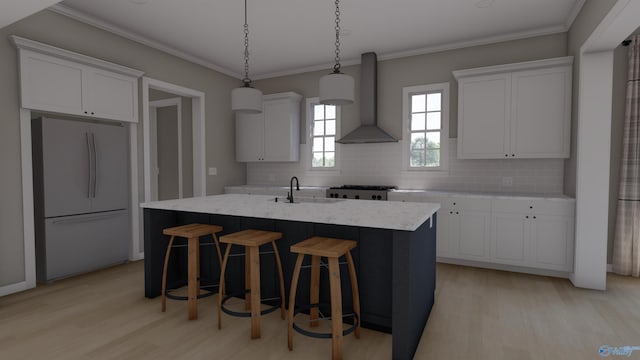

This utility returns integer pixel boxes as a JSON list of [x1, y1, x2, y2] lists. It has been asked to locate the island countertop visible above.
[[141, 193, 439, 231]]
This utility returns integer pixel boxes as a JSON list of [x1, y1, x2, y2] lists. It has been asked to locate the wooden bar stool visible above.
[[288, 237, 360, 360], [218, 229, 286, 339], [161, 223, 223, 320]]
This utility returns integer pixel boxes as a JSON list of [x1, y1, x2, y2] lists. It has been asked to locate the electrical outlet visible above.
[[501, 176, 513, 186], [208, 167, 217, 176]]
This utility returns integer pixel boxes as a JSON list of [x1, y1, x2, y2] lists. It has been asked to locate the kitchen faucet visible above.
[[288, 176, 300, 203]]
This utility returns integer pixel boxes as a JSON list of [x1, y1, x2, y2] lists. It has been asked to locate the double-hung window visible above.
[[307, 97, 339, 169], [402, 82, 449, 170]]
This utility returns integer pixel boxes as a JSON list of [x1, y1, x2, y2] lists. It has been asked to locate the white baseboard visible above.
[[437, 257, 571, 279], [0, 281, 34, 297], [130, 252, 144, 261]]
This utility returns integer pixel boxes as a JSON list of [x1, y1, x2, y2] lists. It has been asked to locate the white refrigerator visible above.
[[32, 116, 130, 282]]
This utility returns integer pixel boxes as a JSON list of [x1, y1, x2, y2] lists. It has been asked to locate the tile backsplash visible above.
[[247, 139, 564, 194]]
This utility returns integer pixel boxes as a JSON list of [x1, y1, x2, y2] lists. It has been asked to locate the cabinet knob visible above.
[[84, 111, 88, 114], [511, 154, 515, 157], [455, 211, 459, 215], [449, 211, 453, 214], [453, 202, 456, 206], [91, 112, 95, 115], [529, 206, 533, 209], [505, 154, 508, 157], [533, 216, 537, 219], [526, 215, 529, 219]]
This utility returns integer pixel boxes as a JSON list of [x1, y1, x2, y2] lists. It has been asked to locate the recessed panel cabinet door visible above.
[[263, 99, 299, 161], [531, 215, 573, 271], [457, 211, 491, 260], [492, 212, 527, 265], [235, 112, 264, 161], [511, 68, 571, 158], [21, 50, 84, 116], [436, 209, 453, 257], [457, 74, 510, 159], [86, 69, 137, 122]]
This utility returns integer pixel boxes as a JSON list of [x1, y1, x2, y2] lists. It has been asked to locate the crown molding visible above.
[[48, 4, 243, 79], [11, 35, 144, 77], [452, 56, 573, 79]]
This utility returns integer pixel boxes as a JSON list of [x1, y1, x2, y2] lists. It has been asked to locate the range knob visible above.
[[371, 195, 376, 200], [342, 195, 348, 199], [376, 195, 382, 200], [355, 195, 360, 199]]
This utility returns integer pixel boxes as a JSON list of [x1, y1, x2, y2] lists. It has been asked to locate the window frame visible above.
[[402, 82, 450, 172], [306, 97, 341, 171]]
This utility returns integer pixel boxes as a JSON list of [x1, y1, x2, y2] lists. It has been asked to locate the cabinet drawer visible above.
[[446, 197, 491, 211], [492, 198, 573, 216]]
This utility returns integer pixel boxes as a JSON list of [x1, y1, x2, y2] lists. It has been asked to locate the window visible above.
[[307, 97, 339, 169], [402, 83, 449, 170]]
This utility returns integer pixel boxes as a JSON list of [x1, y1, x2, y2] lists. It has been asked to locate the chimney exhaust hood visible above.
[[336, 52, 397, 144]]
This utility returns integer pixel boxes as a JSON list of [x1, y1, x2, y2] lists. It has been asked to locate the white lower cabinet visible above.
[[389, 192, 575, 275]]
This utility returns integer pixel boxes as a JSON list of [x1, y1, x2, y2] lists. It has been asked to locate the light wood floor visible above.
[[1, 261, 639, 360]]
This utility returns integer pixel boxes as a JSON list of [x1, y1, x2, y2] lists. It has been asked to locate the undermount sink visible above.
[[272, 196, 345, 204]]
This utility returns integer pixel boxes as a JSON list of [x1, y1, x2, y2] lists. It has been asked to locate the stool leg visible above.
[[161, 235, 175, 313], [328, 257, 343, 360], [310, 255, 321, 327], [245, 246, 251, 311], [218, 243, 232, 330], [345, 251, 361, 339], [212, 232, 223, 270], [271, 240, 286, 320], [187, 236, 199, 320], [249, 246, 261, 339], [288, 253, 305, 351]]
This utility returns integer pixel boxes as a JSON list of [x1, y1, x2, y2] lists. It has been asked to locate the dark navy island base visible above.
[[143, 208, 436, 360]]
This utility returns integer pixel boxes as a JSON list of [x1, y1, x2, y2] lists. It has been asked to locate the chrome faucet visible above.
[[288, 176, 300, 203]]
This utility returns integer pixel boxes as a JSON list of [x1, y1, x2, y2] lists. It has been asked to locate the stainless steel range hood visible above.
[[336, 52, 397, 144]]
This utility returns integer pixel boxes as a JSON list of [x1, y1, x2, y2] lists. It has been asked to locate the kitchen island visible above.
[[142, 194, 439, 360]]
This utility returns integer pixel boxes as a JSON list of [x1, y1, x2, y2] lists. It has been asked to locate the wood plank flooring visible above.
[[1, 261, 639, 359]]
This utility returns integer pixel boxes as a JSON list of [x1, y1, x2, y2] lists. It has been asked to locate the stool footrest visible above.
[[220, 291, 282, 318], [291, 304, 359, 339], [165, 285, 218, 301]]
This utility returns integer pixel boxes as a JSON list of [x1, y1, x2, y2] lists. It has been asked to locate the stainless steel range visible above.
[[327, 185, 397, 200]]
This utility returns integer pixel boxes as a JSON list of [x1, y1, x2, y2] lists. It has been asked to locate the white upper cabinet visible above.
[[454, 57, 572, 159], [12, 36, 143, 123], [236, 92, 302, 162]]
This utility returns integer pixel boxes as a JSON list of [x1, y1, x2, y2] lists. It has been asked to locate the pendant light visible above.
[[319, 0, 354, 105], [231, 0, 262, 113]]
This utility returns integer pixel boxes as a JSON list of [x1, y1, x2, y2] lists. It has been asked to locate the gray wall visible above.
[[156, 106, 180, 200], [254, 34, 568, 145], [0, 10, 244, 287]]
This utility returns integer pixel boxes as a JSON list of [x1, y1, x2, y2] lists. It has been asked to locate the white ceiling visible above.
[[50, 0, 585, 80], [0, 0, 62, 30]]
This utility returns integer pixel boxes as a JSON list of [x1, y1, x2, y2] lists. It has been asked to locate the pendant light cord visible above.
[[333, 0, 342, 73], [242, 0, 252, 87]]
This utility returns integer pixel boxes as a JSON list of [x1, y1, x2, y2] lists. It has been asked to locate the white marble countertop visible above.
[[141, 194, 439, 231], [390, 189, 574, 201]]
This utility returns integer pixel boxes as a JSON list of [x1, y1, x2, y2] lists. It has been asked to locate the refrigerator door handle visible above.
[[91, 132, 97, 198], [86, 132, 93, 198]]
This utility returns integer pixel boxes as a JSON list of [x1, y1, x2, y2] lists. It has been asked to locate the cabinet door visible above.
[[90, 122, 129, 212], [263, 99, 299, 161], [511, 67, 571, 158], [457, 74, 510, 159], [235, 112, 264, 161], [530, 215, 573, 271], [86, 68, 138, 122], [436, 209, 453, 257], [492, 212, 528, 265], [20, 50, 85, 116], [456, 210, 491, 261]]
